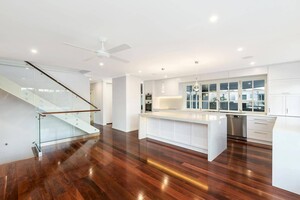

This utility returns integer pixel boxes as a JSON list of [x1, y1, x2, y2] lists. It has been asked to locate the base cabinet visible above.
[[247, 116, 276, 145]]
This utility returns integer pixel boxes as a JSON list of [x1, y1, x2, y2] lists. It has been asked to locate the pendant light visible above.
[[193, 61, 200, 92]]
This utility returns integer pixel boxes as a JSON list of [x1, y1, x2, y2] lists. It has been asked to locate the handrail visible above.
[[39, 109, 101, 117], [25, 61, 98, 109]]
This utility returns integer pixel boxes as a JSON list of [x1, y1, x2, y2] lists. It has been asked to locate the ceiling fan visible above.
[[63, 37, 131, 63]]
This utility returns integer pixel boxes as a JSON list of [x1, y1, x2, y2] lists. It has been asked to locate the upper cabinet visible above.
[[154, 78, 180, 96], [268, 62, 300, 117]]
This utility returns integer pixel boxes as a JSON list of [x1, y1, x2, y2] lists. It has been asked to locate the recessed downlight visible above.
[[209, 15, 219, 23], [89, 78, 92, 81], [237, 47, 244, 52], [99, 62, 104, 66], [138, 70, 142, 73], [164, 75, 168, 78], [25, 67, 29, 70], [31, 49, 38, 54], [250, 62, 256, 66]]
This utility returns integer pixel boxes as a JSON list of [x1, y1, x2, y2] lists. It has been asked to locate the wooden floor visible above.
[[0, 125, 299, 200]]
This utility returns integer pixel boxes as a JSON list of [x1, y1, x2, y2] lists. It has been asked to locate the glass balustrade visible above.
[[0, 59, 100, 155]]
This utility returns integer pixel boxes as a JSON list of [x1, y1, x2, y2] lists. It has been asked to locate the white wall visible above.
[[126, 76, 142, 132], [91, 82, 103, 124], [112, 76, 127, 131], [0, 89, 36, 164], [104, 83, 112, 124], [91, 81, 112, 125], [112, 75, 141, 132]]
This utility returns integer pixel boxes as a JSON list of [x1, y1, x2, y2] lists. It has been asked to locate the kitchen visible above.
[[140, 61, 300, 195]]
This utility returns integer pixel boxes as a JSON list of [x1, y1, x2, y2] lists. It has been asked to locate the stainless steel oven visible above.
[[145, 93, 152, 112]]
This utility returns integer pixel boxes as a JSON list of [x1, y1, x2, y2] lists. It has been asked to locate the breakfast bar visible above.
[[139, 112, 227, 161]]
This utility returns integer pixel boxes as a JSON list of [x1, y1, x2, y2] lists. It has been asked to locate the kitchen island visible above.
[[139, 112, 227, 161]]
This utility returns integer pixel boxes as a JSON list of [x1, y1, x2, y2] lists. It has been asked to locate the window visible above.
[[185, 76, 266, 113], [220, 82, 239, 111], [242, 80, 265, 112], [186, 85, 199, 109]]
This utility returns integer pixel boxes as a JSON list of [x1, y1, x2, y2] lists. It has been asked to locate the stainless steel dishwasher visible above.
[[227, 114, 247, 140]]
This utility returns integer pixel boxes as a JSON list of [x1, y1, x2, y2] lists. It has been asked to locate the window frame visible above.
[[183, 75, 267, 114]]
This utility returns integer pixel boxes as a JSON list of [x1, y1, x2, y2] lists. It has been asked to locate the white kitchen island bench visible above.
[[139, 112, 227, 161]]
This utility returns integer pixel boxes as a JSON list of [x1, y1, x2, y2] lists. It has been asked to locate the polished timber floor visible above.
[[1, 125, 299, 200]]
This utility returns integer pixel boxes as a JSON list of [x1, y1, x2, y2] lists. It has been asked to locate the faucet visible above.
[[214, 98, 220, 112]]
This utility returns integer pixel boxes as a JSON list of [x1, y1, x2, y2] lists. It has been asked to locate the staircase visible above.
[[0, 59, 100, 154]]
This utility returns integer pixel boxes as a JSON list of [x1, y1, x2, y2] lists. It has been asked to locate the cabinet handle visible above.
[[254, 122, 268, 125], [286, 108, 289, 114], [254, 131, 268, 135]]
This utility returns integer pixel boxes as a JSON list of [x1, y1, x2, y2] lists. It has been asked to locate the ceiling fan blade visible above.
[[110, 55, 130, 63], [106, 44, 131, 54], [83, 55, 97, 62], [63, 42, 97, 53]]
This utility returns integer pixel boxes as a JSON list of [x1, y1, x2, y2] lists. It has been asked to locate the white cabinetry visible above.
[[285, 95, 300, 117], [268, 95, 285, 116], [154, 78, 179, 96], [247, 116, 276, 145], [269, 95, 300, 117]]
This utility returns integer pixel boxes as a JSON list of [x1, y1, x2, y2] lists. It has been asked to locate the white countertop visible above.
[[140, 111, 226, 124], [273, 116, 300, 135], [152, 109, 272, 117]]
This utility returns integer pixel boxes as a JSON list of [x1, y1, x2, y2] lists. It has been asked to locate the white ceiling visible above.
[[0, 0, 300, 81]]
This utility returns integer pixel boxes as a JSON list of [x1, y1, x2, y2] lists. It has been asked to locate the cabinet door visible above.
[[268, 95, 285, 116], [286, 95, 300, 117]]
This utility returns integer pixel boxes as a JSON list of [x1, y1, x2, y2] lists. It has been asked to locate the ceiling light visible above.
[[237, 47, 244, 52], [250, 62, 256, 66], [99, 62, 104, 66], [25, 67, 29, 70], [89, 78, 92, 81], [138, 70, 142, 73], [209, 15, 219, 23], [164, 75, 168, 78], [31, 49, 38, 54]]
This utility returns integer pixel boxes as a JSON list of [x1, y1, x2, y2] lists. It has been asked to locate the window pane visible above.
[[242, 90, 252, 101], [242, 81, 252, 89], [202, 84, 208, 92], [242, 102, 252, 111], [187, 85, 192, 92], [229, 82, 238, 90], [202, 102, 208, 109], [202, 93, 208, 101], [253, 102, 265, 112], [230, 92, 239, 101], [253, 90, 265, 101], [220, 102, 228, 110], [229, 102, 238, 111], [187, 94, 191, 100], [193, 102, 196, 109], [220, 83, 228, 91], [220, 92, 228, 101], [210, 102, 217, 110], [254, 80, 265, 89], [197, 102, 199, 109], [186, 101, 190, 109], [209, 92, 217, 101], [193, 94, 199, 100], [209, 84, 217, 92]]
